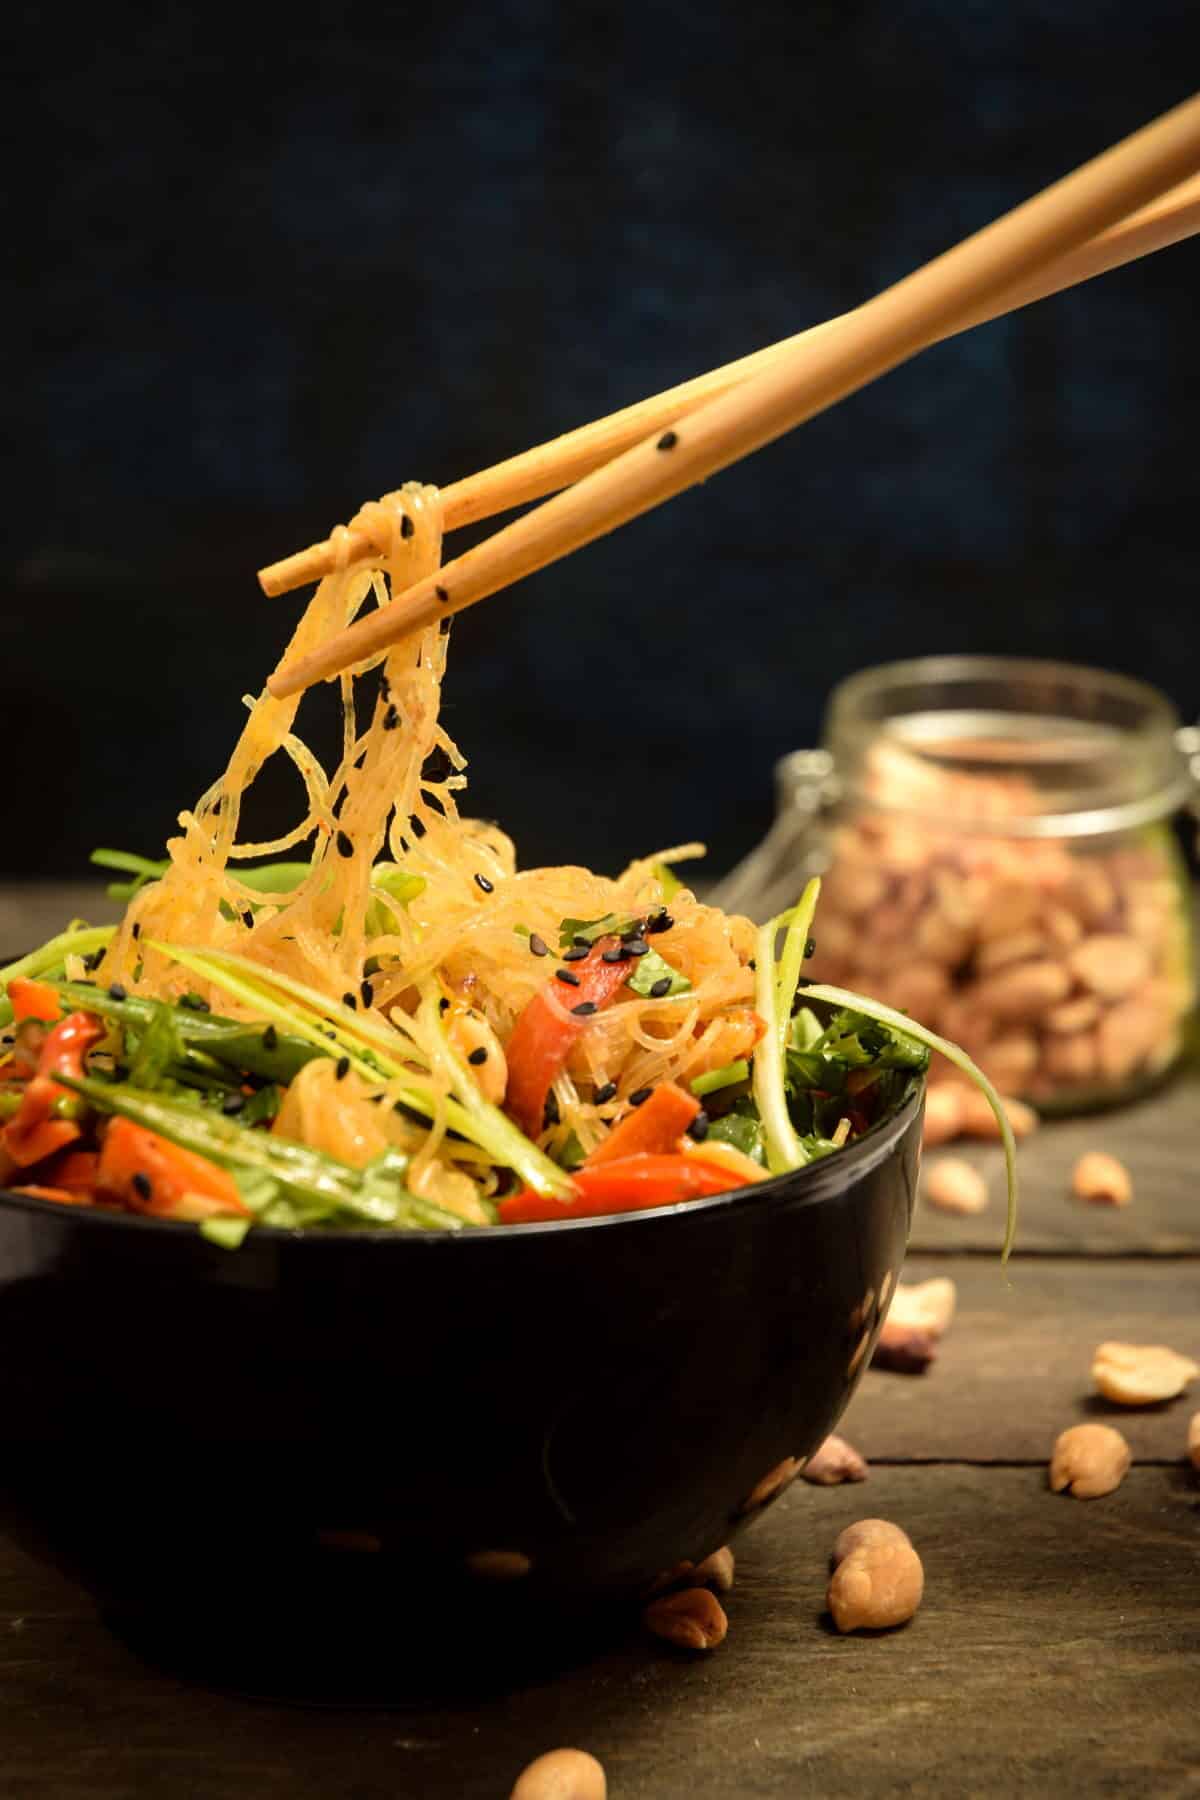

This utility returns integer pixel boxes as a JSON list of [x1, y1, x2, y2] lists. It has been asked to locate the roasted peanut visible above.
[[1068, 934, 1151, 1002], [924, 1157, 988, 1215], [871, 1324, 937, 1373], [1041, 1031, 1098, 1084], [971, 960, 1072, 1023], [1188, 1412, 1200, 1474], [692, 1545, 736, 1592], [956, 1088, 1038, 1140], [827, 1518, 924, 1633], [511, 1748, 607, 1800], [888, 1277, 957, 1337], [802, 1433, 869, 1485], [1092, 1341, 1199, 1406], [643, 1585, 728, 1651], [1044, 995, 1101, 1034], [922, 1084, 965, 1146], [1049, 1423, 1131, 1498], [1071, 1151, 1132, 1208], [975, 930, 1047, 974]]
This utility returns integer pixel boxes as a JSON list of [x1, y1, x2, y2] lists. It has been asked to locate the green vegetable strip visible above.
[[802, 981, 1018, 1261], [200, 1216, 253, 1249], [689, 1058, 750, 1098], [154, 942, 573, 1200], [751, 916, 808, 1175], [774, 878, 821, 1058], [0, 927, 117, 1026]]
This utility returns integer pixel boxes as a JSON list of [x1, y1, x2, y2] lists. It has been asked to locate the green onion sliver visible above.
[[689, 1059, 750, 1099], [752, 916, 808, 1175], [0, 926, 117, 1026]]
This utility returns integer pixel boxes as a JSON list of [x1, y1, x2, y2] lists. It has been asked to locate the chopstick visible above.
[[258, 167, 1200, 604], [267, 95, 1200, 700]]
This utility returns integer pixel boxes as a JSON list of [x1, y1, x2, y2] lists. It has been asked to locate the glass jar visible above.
[[714, 656, 1198, 1114]]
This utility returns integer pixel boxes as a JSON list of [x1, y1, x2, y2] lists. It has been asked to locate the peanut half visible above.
[[1092, 1341, 1200, 1406], [872, 1277, 957, 1373], [802, 1433, 869, 1485], [511, 1748, 607, 1800], [1049, 1423, 1132, 1498], [1071, 1151, 1133, 1208], [643, 1585, 729, 1651], [1188, 1413, 1200, 1474], [924, 1157, 988, 1215], [827, 1518, 924, 1633]]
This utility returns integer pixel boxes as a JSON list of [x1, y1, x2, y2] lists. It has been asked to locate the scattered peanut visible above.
[[827, 1518, 924, 1633], [739, 1456, 802, 1513], [802, 1433, 869, 1485], [643, 1585, 729, 1651], [921, 1084, 965, 1146], [1092, 1341, 1200, 1406], [692, 1545, 735, 1592], [955, 1088, 1039, 1141], [888, 1277, 957, 1337], [1071, 1151, 1133, 1208], [510, 1748, 607, 1800], [1188, 1413, 1200, 1474], [871, 1324, 937, 1373], [1049, 1423, 1132, 1498], [924, 1157, 988, 1215]]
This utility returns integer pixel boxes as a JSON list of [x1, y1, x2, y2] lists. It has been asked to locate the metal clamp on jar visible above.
[[713, 656, 1198, 1114]]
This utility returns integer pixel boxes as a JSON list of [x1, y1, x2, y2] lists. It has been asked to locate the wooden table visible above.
[[1, 886, 1198, 1798]]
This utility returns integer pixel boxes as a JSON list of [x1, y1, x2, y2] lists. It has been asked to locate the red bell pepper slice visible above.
[[504, 936, 632, 1138], [0, 1010, 105, 1168], [97, 1117, 249, 1220], [497, 1150, 752, 1223], [7, 978, 63, 1024], [584, 1081, 701, 1165]]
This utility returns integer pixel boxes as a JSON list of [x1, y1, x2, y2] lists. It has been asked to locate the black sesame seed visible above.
[[242, 910, 255, 929], [542, 1090, 561, 1128], [623, 939, 649, 958], [400, 513, 414, 539], [805, 936, 816, 959], [629, 1087, 653, 1107], [690, 1111, 710, 1141], [336, 829, 354, 858], [132, 1172, 152, 1201], [84, 950, 105, 972], [435, 585, 449, 603], [593, 1081, 618, 1105], [562, 944, 590, 962], [263, 1025, 278, 1051], [657, 430, 678, 451], [342, 992, 358, 1010], [439, 997, 450, 1013], [383, 704, 400, 730], [335, 1055, 351, 1080], [467, 1046, 488, 1066], [108, 983, 127, 1001], [748, 959, 756, 971], [555, 969, 581, 987], [571, 1001, 598, 1017], [601, 946, 626, 963], [438, 616, 451, 636], [131, 922, 141, 941], [528, 933, 549, 958], [646, 911, 674, 935], [474, 873, 494, 894], [222, 1092, 246, 1115], [180, 992, 211, 1012], [360, 979, 373, 1007], [649, 976, 672, 998]]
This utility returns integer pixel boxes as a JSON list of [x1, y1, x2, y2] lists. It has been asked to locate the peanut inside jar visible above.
[[806, 714, 1195, 1113]]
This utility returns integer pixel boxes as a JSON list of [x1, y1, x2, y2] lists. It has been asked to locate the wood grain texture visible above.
[[1, 1468, 1196, 1799], [910, 1055, 1200, 1256], [846, 1255, 1200, 1462]]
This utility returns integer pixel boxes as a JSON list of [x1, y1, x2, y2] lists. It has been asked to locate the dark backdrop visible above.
[[9, 2, 1197, 882]]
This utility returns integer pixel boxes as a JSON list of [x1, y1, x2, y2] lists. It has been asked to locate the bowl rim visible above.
[[0, 1080, 924, 1247]]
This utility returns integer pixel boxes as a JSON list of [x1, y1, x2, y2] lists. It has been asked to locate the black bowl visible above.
[[0, 1087, 921, 1681]]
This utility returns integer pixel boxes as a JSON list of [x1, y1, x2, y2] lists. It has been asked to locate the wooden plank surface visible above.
[[909, 1053, 1200, 1256], [1, 1466, 1196, 1799], [844, 1255, 1200, 1462]]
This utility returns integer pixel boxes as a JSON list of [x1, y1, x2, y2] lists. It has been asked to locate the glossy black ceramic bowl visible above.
[[0, 1086, 921, 1673]]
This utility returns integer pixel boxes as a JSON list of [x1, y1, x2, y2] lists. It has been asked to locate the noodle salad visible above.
[[0, 487, 1015, 1247]]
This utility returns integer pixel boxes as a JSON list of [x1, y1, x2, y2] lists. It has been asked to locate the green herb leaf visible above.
[[626, 946, 692, 999], [705, 1111, 765, 1163]]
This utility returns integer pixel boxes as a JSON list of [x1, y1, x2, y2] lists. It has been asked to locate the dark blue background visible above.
[[9, 2, 1197, 879]]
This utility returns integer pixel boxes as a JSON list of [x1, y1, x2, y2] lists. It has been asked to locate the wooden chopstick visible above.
[[268, 95, 1200, 701], [257, 168, 1200, 606]]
